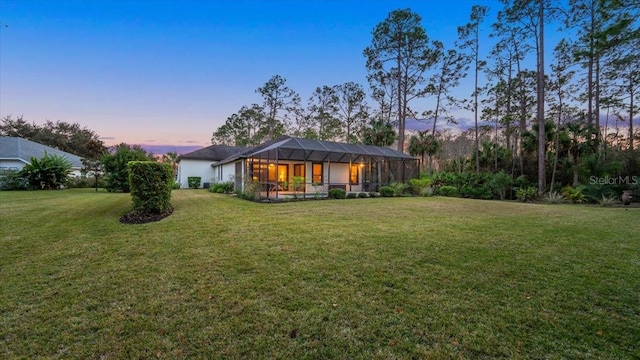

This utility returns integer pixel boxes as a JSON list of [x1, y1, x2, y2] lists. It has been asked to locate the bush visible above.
[[172, 182, 181, 189], [187, 176, 201, 189], [420, 186, 434, 197], [357, 192, 369, 198], [102, 144, 155, 193], [66, 176, 107, 189], [369, 191, 380, 198], [379, 186, 395, 197], [598, 195, 619, 207], [328, 188, 346, 199], [516, 187, 538, 202], [490, 171, 512, 200], [389, 182, 407, 196], [544, 191, 566, 204], [128, 161, 173, 215], [409, 178, 432, 196], [0, 169, 28, 190], [437, 185, 459, 197], [460, 184, 493, 199], [561, 185, 587, 204], [209, 181, 233, 193], [346, 192, 358, 199], [20, 153, 72, 190]]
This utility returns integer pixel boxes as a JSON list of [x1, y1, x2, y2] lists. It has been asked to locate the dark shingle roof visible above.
[[0, 136, 84, 168], [177, 144, 248, 162]]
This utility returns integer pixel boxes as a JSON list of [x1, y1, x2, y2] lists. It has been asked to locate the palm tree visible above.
[[408, 131, 442, 174], [362, 119, 396, 147]]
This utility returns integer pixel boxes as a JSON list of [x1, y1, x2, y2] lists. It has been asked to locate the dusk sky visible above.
[[1, 0, 543, 153]]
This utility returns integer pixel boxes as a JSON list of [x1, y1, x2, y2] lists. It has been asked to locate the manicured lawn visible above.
[[1, 189, 638, 359]]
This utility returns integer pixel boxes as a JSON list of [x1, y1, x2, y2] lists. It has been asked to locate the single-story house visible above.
[[0, 136, 84, 176], [176, 144, 247, 188], [178, 136, 419, 198]]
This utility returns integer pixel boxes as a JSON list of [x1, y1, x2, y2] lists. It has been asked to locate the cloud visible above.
[[137, 144, 204, 155], [100, 136, 116, 140]]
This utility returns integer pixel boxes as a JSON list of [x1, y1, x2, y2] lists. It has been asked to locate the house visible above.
[[176, 144, 247, 188], [0, 136, 84, 176], [207, 136, 419, 199]]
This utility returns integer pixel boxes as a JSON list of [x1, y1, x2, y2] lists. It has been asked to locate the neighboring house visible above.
[[176, 144, 247, 188], [210, 136, 419, 199], [0, 136, 84, 176]]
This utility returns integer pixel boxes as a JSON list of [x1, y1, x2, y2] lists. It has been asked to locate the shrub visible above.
[[209, 181, 234, 193], [128, 161, 173, 214], [490, 171, 512, 200], [437, 185, 459, 197], [389, 182, 407, 196], [420, 186, 434, 197], [172, 182, 181, 189], [20, 153, 72, 190], [379, 186, 395, 197], [66, 176, 106, 189], [544, 191, 566, 204], [598, 195, 619, 207], [357, 192, 369, 198], [369, 191, 380, 198], [102, 144, 155, 193], [561, 185, 587, 204], [460, 184, 493, 199], [0, 169, 28, 190], [408, 178, 432, 196], [328, 188, 346, 199], [516, 187, 538, 202], [346, 192, 358, 199], [187, 176, 201, 189]]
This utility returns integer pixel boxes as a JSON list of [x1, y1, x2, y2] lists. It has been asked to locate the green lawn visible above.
[[1, 189, 638, 359]]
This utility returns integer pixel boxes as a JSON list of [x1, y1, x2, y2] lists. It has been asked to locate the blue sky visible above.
[[2, 0, 518, 151]]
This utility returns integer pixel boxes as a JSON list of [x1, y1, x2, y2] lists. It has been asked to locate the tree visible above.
[[501, 0, 548, 193], [423, 41, 470, 136], [211, 104, 266, 146], [20, 153, 72, 190], [161, 152, 179, 181], [256, 75, 300, 141], [81, 158, 104, 192], [362, 119, 396, 146], [102, 144, 155, 193], [334, 82, 369, 143], [408, 131, 442, 174], [364, 8, 439, 152], [0, 116, 107, 160], [305, 85, 342, 141], [458, 5, 489, 174]]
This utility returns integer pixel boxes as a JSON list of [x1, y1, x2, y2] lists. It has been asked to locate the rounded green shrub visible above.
[[346, 192, 358, 199], [437, 185, 459, 197], [380, 186, 395, 197], [357, 192, 369, 198], [328, 188, 346, 199]]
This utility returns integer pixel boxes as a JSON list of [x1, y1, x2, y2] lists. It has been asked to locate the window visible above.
[[350, 164, 359, 185], [293, 164, 305, 178], [312, 163, 323, 184]]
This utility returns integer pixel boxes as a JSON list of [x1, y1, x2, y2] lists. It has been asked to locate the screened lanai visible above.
[[216, 136, 419, 199]]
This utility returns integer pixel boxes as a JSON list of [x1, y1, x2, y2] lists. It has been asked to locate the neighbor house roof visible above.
[[214, 136, 416, 166], [177, 144, 248, 162], [0, 136, 84, 168]]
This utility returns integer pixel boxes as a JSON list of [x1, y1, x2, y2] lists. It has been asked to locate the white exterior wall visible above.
[[177, 159, 215, 189], [0, 159, 28, 170], [1, 158, 83, 178]]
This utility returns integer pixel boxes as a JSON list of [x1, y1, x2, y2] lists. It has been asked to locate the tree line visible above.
[[212, 0, 640, 194]]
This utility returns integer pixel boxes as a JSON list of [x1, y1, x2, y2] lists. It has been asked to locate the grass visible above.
[[1, 189, 639, 359]]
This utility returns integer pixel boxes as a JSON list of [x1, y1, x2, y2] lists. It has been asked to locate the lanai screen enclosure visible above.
[[214, 136, 419, 199]]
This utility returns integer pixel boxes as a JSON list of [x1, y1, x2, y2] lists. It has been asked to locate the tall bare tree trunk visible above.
[[537, 0, 546, 194]]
